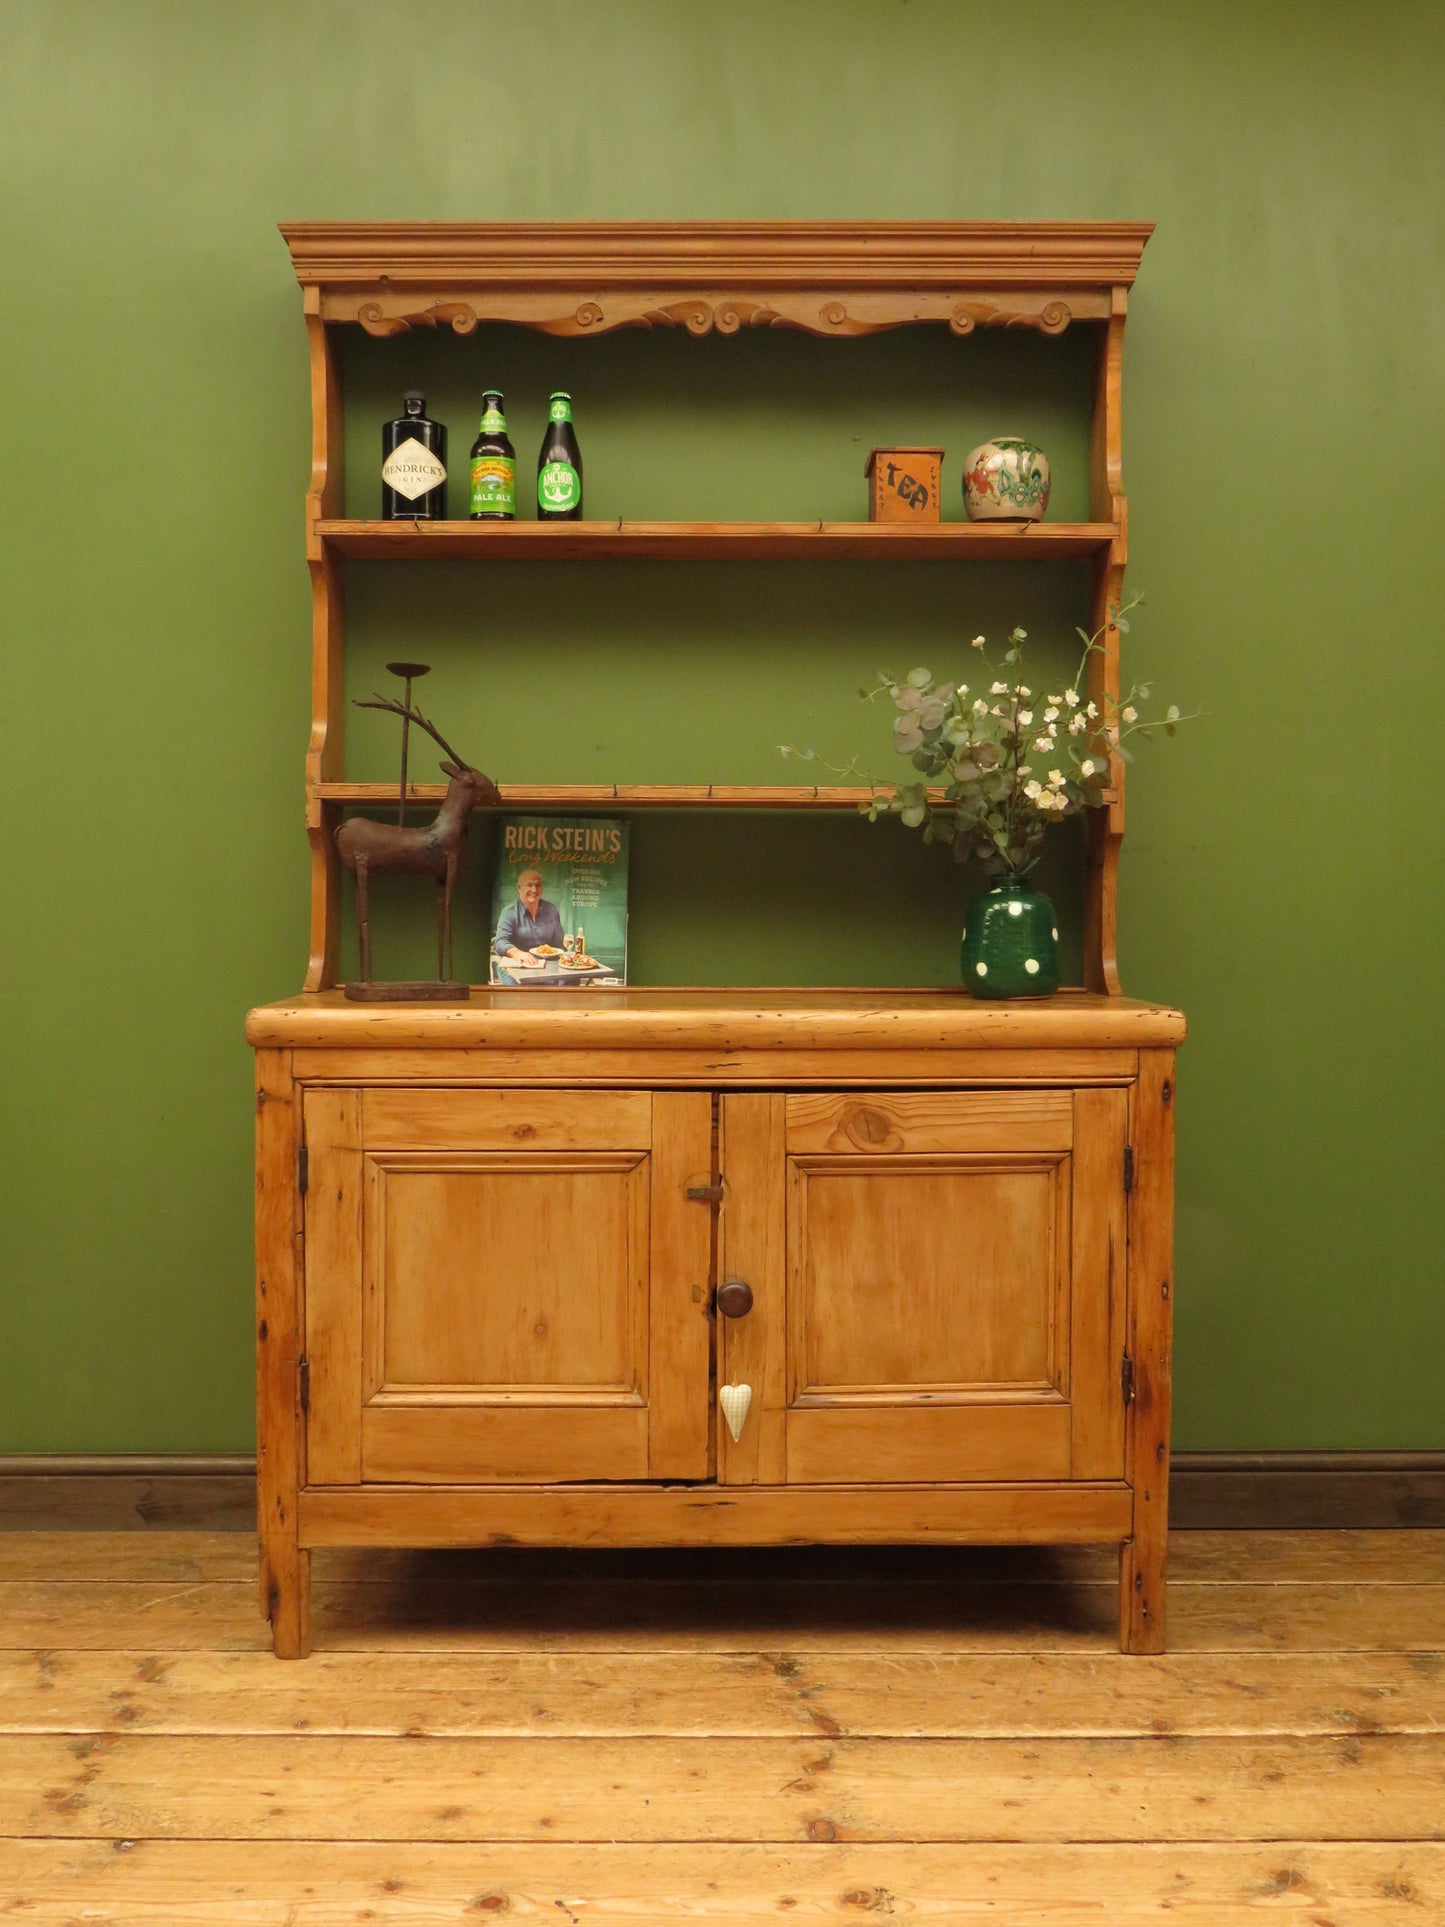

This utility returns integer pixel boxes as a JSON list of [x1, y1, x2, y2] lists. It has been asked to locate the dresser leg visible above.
[[255, 1049, 309, 1657], [266, 1543, 312, 1659], [1119, 1535, 1165, 1653], [1120, 1048, 1175, 1654]]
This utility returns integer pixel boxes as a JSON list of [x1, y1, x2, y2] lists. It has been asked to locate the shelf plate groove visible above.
[[317, 519, 1117, 562]]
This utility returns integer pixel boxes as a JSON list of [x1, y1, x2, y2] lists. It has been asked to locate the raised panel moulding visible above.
[[280, 222, 1153, 337]]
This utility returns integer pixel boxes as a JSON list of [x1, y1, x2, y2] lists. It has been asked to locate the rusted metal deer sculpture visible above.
[[337, 694, 501, 992]]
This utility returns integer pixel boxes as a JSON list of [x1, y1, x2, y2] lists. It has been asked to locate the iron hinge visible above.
[[1123, 1144, 1135, 1194], [297, 1142, 309, 1195], [1121, 1352, 1136, 1405], [298, 1356, 310, 1413]]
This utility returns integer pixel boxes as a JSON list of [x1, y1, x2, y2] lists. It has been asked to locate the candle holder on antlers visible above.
[[337, 665, 501, 1003]]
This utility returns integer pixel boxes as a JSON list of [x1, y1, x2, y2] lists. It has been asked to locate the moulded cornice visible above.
[[279, 221, 1153, 337]]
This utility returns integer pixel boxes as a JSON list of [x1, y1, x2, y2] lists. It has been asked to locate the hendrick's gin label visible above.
[[381, 392, 448, 519]]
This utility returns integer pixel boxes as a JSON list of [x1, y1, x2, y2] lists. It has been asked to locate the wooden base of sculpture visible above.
[[342, 981, 471, 1003]]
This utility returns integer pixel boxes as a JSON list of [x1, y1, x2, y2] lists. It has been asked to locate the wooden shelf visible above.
[[247, 986, 1187, 1052], [319, 782, 916, 811], [317, 519, 1116, 562], [316, 781, 1119, 812]]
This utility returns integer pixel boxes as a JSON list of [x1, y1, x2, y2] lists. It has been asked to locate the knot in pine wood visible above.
[[841, 1105, 900, 1150]]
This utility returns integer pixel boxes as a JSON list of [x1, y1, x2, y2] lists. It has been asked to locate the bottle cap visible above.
[[403, 391, 426, 409], [549, 390, 571, 400]]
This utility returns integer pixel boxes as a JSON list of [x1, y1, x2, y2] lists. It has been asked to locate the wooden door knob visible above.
[[716, 1278, 754, 1319]]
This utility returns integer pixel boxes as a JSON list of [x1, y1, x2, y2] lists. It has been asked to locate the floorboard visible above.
[[3, 1575, 1443, 1652], [3, 1647, 1440, 1737], [0, 1528, 1440, 1920], [2, 1528, 1441, 1585], [1, 1839, 1441, 1923]]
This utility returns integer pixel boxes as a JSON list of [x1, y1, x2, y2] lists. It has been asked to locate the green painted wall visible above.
[[2, 0, 1441, 1451]]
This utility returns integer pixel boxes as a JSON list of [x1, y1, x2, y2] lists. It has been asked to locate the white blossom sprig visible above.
[[780, 597, 1191, 877]]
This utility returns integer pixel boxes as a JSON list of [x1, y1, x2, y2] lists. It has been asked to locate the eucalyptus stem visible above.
[[778, 603, 1184, 872]]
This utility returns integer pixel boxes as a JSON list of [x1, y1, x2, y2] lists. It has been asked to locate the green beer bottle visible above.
[[469, 391, 516, 520], [536, 391, 583, 520]]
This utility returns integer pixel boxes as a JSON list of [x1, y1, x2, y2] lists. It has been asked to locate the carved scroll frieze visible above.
[[355, 298, 482, 338], [572, 297, 822, 336], [950, 298, 1073, 336], [337, 289, 1094, 339]]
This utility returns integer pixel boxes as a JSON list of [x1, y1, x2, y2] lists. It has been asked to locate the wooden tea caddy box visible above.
[[248, 221, 1182, 1658], [865, 445, 944, 520]]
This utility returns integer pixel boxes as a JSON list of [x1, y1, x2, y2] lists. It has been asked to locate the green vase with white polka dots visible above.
[[961, 876, 1060, 998]]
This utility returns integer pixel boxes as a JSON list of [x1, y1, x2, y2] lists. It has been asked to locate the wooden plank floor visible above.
[[0, 1531, 1441, 1922]]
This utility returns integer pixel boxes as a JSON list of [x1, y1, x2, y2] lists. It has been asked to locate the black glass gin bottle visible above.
[[381, 392, 447, 519]]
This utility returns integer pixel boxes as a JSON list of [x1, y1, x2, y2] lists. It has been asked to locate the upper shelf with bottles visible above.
[[285, 221, 1151, 552]]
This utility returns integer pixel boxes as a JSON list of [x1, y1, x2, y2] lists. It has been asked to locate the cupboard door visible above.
[[303, 1089, 713, 1485], [720, 1091, 1126, 1485]]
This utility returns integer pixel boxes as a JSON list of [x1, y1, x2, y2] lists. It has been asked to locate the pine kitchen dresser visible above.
[[248, 223, 1183, 1657]]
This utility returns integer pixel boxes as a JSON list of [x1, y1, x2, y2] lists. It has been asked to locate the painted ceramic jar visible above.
[[961, 876, 1060, 998], [962, 437, 1051, 521]]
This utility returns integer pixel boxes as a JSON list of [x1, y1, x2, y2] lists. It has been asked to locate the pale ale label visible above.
[[480, 402, 506, 433], [538, 460, 581, 513], [382, 438, 447, 500], [471, 454, 515, 516]]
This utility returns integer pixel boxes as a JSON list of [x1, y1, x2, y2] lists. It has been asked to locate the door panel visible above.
[[790, 1158, 1067, 1396], [723, 1089, 1125, 1486], [304, 1089, 712, 1485], [367, 1155, 646, 1396]]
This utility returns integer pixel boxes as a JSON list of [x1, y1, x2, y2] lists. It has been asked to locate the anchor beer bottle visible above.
[[381, 392, 447, 519], [469, 391, 516, 519], [536, 391, 583, 520]]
